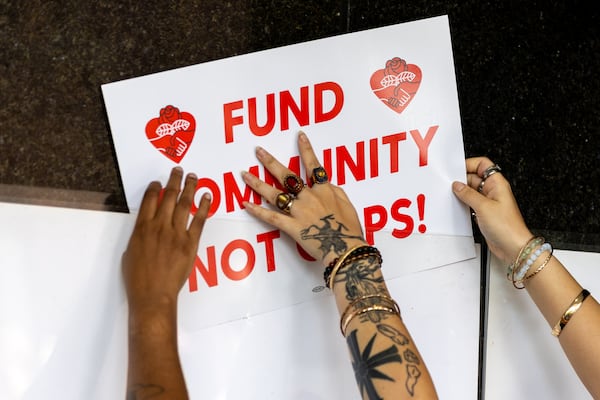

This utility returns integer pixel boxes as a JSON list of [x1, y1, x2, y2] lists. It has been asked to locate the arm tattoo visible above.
[[377, 323, 409, 346], [377, 323, 423, 396], [334, 257, 385, 300], [300, 214, 363, 260], [403, 349, 420, 364], [405, 365, 422, 396], [126, 384, 165, 400], [347, 330, 403, 400]]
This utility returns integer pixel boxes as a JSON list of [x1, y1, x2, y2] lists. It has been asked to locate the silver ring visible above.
[[477, 180, 485, 193], [482, 164, 502, 180]]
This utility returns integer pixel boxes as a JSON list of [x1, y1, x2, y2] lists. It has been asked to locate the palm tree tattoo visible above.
[[300, 214, 362, 259], [347, 330, 403, 400]]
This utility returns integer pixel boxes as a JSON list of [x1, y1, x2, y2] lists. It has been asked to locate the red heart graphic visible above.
[[145, 105, 196, 163], [370, 57, 422, 114]]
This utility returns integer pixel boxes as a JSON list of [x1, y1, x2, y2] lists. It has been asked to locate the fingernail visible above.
[[452, 181, 466, 192], [241, 170, 251, 182], [255, 146, 266, 159], [173, 166, 183, 173], [298, 131, 307, 142], [203, 192, 212, 201], [187, 172, 197, 180]]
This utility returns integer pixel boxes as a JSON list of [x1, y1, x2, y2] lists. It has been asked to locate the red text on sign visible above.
[[191, 126, 439, 218], [223, 81, 344, 143], [188, 229, 281, 291], [363, 194, 427, 244]]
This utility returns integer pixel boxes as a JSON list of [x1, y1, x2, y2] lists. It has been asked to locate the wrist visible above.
[[504, 228, 535, 265], [128, 296, 178, 339], [321, 239, 369, 268]]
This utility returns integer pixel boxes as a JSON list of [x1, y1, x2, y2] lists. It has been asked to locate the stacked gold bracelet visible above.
[[339, 294, 400, 337], [324, 245, 382, 289], [507, 236, 553, 289]]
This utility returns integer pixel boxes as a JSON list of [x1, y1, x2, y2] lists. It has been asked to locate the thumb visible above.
[[452, 181, 486, 211]]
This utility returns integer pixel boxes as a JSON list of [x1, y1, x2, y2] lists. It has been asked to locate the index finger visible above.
[[136, 181, 162, 224]]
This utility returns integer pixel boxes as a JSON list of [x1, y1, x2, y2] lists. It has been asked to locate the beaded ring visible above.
[[282, 174, 305, 196]]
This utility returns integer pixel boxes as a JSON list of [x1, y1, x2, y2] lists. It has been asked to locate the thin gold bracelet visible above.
[[341, 304, 399, 337], [339, 294, 399, 332], [551, 289, 591, 337]]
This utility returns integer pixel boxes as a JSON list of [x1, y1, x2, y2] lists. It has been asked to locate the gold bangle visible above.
[[551, 289, 591, 337], [339, 294, 400, 334], [327, 245, 364, 289], [341, 304, 399, 337]]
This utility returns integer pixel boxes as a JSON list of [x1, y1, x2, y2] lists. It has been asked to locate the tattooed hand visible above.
[[242, 131, 367, 267], [243, 132, 439, 400]]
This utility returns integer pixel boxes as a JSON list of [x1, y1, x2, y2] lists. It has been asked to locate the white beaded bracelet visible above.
[[515, 242, 552, 281]]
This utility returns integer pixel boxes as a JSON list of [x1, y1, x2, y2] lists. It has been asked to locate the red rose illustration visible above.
[[159, 105, 182, 124], [145, 105, 196, 163], [370, 57, 422, 114], [384, 57, 408, 76]]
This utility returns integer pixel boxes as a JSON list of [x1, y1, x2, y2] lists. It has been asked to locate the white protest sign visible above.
[[101, 15, 475, 326], [102, 15, 470, 240], [0, 202, 480, 400]]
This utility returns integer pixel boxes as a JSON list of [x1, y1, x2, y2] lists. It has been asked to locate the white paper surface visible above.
[[179, 256, 482, 400], [0, 202, 480, 399], [485, 249, 600, 399]]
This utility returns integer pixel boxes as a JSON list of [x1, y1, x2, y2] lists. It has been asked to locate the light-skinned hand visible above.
[[452, 157, 533, 264], [242, 131, 367, 267]]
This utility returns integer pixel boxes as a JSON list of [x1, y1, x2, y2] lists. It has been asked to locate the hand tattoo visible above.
[[300, 214, 362, 259]]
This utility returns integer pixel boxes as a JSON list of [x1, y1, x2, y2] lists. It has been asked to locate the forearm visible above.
[[331, 252, 438, 399], [126, 305, 188, 400], [524, 256, 600, 397]]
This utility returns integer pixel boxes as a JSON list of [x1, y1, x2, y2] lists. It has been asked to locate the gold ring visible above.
[[275, 192, 293, 214]]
